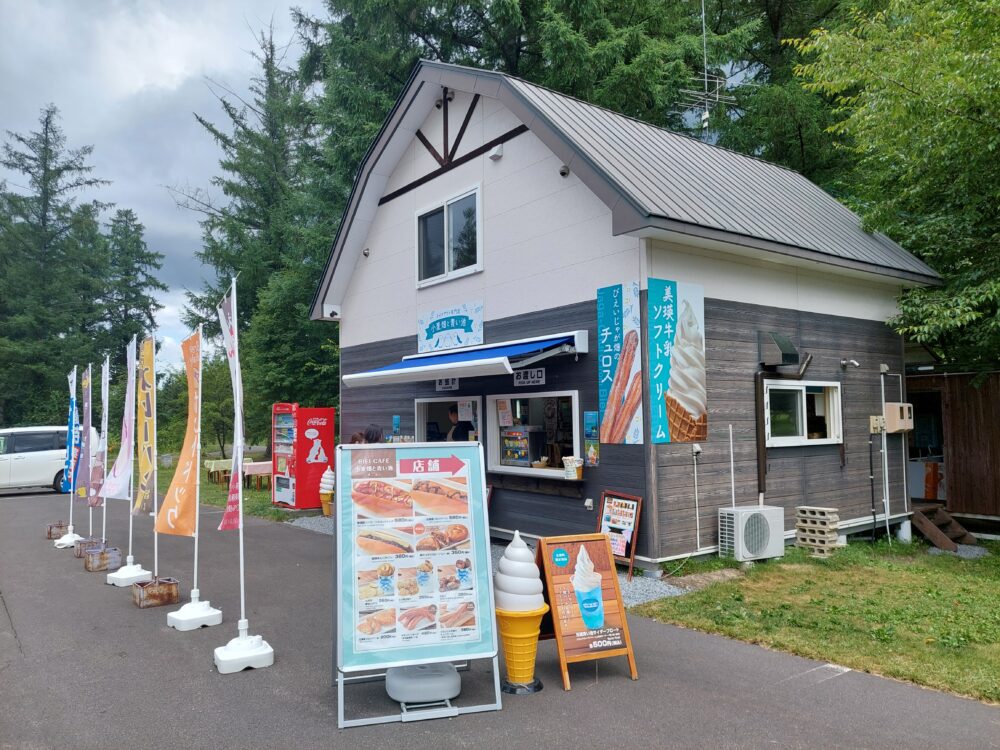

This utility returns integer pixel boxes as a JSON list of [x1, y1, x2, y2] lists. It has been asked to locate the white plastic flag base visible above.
[[214, 620, 274, 674], [167, 589, 222, 631], [54, 528, 84, 549], [106, 557, 152, 586]]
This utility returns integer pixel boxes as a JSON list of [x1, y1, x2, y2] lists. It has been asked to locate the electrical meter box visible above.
[[883, 402, 913, 433]]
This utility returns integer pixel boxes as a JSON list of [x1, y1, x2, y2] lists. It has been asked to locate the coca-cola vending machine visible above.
[[271, 403, 336, 509]]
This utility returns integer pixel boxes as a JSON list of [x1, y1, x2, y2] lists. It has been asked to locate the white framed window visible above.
[[486, 390, 581, 480], [415, 186, 482, 287], [764, 380, 843, 448], [414, 396, 482, 442]]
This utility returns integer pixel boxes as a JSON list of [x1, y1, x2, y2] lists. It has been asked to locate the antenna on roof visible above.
[[672, 0, 735, 131]]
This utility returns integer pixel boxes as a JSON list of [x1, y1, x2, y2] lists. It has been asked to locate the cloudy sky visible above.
[[0, 0, 325, 370]]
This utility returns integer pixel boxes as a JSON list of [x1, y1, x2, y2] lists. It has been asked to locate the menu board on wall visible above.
[[536, 534, 638, 690], [335, 443, 497, 673]]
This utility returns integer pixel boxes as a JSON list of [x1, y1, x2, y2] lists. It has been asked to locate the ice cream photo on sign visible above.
[[666, 300, 707, 442], [571, 545, 605, 629]]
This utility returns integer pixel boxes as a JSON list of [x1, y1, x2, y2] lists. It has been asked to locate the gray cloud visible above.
[[1, 0, 326, 368]]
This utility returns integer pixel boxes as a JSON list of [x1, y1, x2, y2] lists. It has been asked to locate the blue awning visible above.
[[342, 332, 587, 388]]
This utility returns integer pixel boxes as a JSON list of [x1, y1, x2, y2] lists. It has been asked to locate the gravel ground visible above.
[[928, 543, 991, 560], [289, 515, 685, 606]]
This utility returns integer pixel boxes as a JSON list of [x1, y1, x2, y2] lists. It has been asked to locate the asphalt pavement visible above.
[[1, 490, 998, 750]]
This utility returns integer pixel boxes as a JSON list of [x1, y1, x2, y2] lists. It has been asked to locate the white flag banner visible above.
[[91, 357, 110, 501], [217, 280, 243, 531], [103, 337, 137, 500]]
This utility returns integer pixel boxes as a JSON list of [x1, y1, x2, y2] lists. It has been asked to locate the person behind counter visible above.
[[362, 424, 384, 444], [446, 405, 473, 441]]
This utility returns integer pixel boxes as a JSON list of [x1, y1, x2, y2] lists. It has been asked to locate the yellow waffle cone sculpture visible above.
[[319, 492, 333, 517], [496, 603, 549, 690]]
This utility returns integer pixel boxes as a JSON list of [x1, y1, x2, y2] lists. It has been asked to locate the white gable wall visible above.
[[338, 92, 642, 349]]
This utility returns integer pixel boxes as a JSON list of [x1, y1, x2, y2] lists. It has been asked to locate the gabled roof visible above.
[[311, 61, 939, 320]]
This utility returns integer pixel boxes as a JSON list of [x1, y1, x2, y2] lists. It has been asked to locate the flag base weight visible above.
[[54, 525, 84, 548], [214, 619, 274, 674], [167, 589, 222, 631], [107, 556, 152, 586]]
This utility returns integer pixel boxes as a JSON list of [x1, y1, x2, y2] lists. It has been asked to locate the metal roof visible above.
[[503, 76, 938, 282], [311, 61, 939, 320]]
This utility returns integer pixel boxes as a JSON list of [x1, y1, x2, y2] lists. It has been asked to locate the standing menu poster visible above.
[[597, 492, 642, 580], [537, 534, 638, 690], [335, 443, 497, 673]]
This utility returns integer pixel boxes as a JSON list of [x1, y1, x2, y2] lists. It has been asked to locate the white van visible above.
[[0, 425, 99, 492]]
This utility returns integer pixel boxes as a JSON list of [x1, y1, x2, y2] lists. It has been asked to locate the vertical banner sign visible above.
[[648, 279, 707, 444], [335, 442, 497, 672], [92, 357, 109, 501], [78, 365, 93, 502], [104, 337, 137, 500], [135, 339, 156, 514], [596, 282, 643, 444], [155, 331, 200, 537], [536, 534, 638, 691], [217, 283, 243, 531], [61, 368, 78, 493]]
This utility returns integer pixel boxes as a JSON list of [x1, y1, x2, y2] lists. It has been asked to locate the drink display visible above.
[[271, 403, 336, 509]]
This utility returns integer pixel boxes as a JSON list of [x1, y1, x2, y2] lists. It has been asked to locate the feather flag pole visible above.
[[214, 277, 274, 673], [163, 324, 221, 630], [54, 367, 84, 548]]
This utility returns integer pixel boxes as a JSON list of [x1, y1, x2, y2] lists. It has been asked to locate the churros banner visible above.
[[597, 282, 643, 444], [335, 442, 497, 673], [648, 279, 707, 444], [104, 337, 137, 499], [155, 331, 200, 537], [134, 338, 155, 514]]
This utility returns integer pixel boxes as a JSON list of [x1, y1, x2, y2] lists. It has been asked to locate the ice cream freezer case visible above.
[[500, 426, 546, 467], [272, 403, 336, 509]]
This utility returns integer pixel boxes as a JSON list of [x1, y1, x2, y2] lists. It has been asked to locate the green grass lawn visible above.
[[154, 462, 294, 522], [636, 540, 1000, 703]]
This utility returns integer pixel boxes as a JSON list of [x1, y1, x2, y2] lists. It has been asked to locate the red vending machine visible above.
[[271, 403, 336, 509]]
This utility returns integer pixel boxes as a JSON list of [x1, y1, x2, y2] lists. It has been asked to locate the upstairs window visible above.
[[764, 381, 843, 447], [417, 189, 481, 285]]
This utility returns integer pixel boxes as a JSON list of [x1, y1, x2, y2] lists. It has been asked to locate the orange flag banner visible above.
[[155, 330, 200, 537]]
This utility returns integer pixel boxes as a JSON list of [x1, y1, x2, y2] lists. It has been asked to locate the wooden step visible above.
[[911, 510, 959, 552]]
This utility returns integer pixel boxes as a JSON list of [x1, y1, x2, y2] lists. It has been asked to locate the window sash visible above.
[[417, 189, 480, 285], [765, 381, 842, 447]]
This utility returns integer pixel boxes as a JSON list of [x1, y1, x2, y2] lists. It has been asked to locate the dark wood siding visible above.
[[907, 373, 1000, 517], [654, 299, 907, 558], [340, 300, 650, 555]]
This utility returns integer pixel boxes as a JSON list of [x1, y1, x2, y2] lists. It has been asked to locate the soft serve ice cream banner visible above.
[[648, 279, 707, 444]]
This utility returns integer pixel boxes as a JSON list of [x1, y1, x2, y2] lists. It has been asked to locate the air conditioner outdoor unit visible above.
[[718, 506, 786, 561]]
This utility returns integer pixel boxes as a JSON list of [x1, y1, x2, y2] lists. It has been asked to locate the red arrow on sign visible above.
[[399, 454, 466, 476]]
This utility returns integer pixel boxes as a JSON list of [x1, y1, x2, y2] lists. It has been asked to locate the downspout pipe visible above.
[[755, 353, 813, 503]]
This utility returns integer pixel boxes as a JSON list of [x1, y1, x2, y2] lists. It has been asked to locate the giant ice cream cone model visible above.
[[494, 531, 548, 694], [666, 300, 708, 442], [319, 466, 335, 517]]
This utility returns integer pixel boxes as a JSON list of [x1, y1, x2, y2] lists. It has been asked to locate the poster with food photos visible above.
[[335, 442, 497, 672]]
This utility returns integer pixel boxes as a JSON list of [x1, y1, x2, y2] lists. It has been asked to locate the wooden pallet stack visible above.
[[795, 506, 843, 557]]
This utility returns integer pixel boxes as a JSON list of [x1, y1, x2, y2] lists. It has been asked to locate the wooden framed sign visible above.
[[536, 533, 638, 690], [596, 491, 642, 580]]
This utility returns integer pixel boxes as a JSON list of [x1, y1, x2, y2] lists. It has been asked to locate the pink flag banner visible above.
[[217, 281, 243, 531], [78, 366, 93, 502], [104, 337, 137, 501]]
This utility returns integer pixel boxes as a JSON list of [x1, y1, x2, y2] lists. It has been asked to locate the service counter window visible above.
[[764, 380, 842, 447], [486, 391, 581, 479], [415, 397, 482, 442]]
